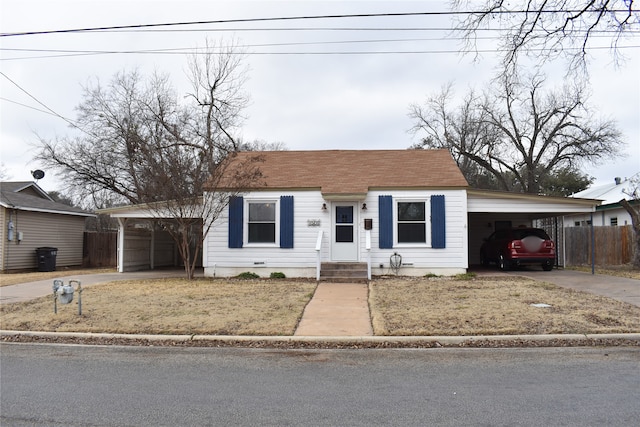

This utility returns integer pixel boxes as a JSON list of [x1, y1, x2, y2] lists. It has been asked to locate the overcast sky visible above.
[[1, 0, 638, 193]]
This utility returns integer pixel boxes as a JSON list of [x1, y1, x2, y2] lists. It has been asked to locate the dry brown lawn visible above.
[[2, 274, 640, 337], [0, 268, 116, 287], [1, 278, 316, 335], [369, 276, 640, 336]]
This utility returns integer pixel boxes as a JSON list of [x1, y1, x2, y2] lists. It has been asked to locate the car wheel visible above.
[[542, 260, 553, 271], [499, 254, 511, 271]]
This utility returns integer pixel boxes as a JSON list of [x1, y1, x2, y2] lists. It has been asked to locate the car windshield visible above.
[[512, 229, 549, 240]]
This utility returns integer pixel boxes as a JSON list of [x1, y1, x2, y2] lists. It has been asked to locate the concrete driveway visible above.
[[510, 268, 640, 307], [0, 269, 199, 304]]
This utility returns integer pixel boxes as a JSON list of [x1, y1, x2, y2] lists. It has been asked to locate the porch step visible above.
[[320, 262, 368, 283]]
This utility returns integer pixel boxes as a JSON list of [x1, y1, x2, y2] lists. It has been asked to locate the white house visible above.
[[565, 175, 639, 228], [102, 149, 600, 276], [201, 149, 599, 278]]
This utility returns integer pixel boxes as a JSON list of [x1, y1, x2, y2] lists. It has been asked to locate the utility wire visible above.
[[2, 9, 636, 37], [2, 43, 637, 61], [0, 96, 57, 116], [0, 71, 91, 136]]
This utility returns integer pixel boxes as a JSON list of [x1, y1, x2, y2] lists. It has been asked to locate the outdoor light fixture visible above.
[[322, 203, 327, 211], [362, 203, 367, 210]]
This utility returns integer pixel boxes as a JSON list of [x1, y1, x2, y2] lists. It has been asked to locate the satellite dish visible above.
[[31, 170, 45, 180]]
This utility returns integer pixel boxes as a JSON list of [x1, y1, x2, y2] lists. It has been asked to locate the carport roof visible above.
[[467, 188, 599, 218]]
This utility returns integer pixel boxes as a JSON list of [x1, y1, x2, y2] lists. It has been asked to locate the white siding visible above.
[[204, 189, 468, 277], [467, 196, 594, 214], [563, 207, 632, 228], [122, 229, 152, 271]]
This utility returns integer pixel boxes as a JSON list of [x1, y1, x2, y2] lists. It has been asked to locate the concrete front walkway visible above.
[[295, 282, 372, 336]]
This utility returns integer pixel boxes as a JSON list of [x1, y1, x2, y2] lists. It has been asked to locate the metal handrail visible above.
[[365, 229, 371, 281], [315, 230, 323, 281]]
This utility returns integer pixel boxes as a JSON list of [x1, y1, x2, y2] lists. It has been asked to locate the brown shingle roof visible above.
[[216, 149, 468, 196]]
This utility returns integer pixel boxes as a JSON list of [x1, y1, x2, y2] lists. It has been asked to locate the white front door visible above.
[[331, 203, 358, 261]]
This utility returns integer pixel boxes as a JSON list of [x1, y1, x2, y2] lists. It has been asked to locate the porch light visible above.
[[362, 203, 367, 211], [322, 203, 327, 211]]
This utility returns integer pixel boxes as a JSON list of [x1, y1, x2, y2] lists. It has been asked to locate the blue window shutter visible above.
[[228, 196, 243, 248], [431, 195, 446, 248], [379, 195, 393, 249], [280, 195, 294, 248]]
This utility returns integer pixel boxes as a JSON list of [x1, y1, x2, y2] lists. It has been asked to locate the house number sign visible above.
[[307, 219, 321, 227]]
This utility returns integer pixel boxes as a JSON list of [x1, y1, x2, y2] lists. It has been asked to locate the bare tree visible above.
[[453, 0, 639, 74], [0, 163, 10, 180], [409, 73, 623, 194], [621, 174, 640, 269], [35, 40, 262, 279]]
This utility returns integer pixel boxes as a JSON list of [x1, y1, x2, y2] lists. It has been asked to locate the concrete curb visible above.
[[2, 330, 639, 347]]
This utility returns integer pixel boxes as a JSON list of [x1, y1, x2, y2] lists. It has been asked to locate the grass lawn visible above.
[[369, 276, 640, 336], [2, 273, 639, 336]]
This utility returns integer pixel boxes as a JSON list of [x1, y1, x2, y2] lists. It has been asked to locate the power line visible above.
[[2, 43, 637, 62], [0, 96, 57, 116], [2, 9, 636, 37], [0, 71, 90, 136]]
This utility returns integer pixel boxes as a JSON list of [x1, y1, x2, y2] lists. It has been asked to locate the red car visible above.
[[480, 228, 555, 271]]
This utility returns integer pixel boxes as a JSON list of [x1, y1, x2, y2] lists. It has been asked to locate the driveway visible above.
[[0, 269, 199, 304], [511, 268, 640, 307]]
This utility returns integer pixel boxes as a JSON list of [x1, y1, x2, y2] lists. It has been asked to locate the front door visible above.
[[331, 203, 358, 261]]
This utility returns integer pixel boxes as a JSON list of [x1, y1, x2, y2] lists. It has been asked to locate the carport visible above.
[[99, 204, 202, 273], [467, 189, 600, 267]]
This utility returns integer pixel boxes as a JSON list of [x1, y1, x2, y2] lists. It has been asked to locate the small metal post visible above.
[[69, 280, 82, 315], [52, 279, 63, 314], [77, 283, 82, 315]]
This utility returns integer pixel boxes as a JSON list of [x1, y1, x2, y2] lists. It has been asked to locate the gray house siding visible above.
[[2, 208, 86, 271]]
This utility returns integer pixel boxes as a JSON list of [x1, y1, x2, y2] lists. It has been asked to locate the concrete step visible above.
[[320, 262, 368, 282]]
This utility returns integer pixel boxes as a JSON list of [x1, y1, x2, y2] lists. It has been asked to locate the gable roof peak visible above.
[[216, 148, 468, 194]]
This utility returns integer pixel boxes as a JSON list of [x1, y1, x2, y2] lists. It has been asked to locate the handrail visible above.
[[315, 230, 323, 281], [365, 229, 372, 281]]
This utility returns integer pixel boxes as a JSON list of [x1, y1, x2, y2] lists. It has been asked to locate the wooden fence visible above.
[[83, 232, 117, 268], [564, 225, 634, 266]]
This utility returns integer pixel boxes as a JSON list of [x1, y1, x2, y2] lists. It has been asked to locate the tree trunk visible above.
[[619, 199, 640, 269]]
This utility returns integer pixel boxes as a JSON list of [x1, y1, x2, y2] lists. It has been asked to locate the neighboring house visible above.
[[0, 181, 94, 271], [564, 175, 639, 228]]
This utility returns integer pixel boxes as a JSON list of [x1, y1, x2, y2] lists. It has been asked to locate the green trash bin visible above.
[[36, 247, 58, 272]]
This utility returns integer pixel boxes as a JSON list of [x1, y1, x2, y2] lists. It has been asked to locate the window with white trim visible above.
[[248, 201, 276, 243], [396, 200, 428, 244], [610, 217, 618, 226]]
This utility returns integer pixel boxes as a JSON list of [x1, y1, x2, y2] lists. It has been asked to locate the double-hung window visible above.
[[228, 195, 294, 248], [379, 194, 446, 249], [248, 201, 276, 243], [397, 201, 426, 243]]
